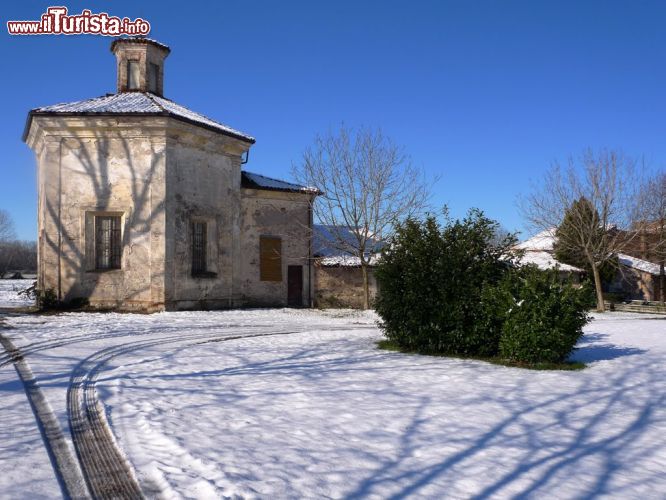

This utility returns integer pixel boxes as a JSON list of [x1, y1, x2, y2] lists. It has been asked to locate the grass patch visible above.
[[376, 339, 586, 371]]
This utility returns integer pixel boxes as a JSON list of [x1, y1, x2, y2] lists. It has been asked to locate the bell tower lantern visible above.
[[111, 37, 170, 96]]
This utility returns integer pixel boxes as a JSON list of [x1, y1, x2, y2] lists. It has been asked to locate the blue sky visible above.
[[2, 1, 666, 240]]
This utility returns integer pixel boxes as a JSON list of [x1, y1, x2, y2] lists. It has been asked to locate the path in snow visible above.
[[0, 305, 378, 499], [0, 308, 664, 499], [0, 332, 88, 499]]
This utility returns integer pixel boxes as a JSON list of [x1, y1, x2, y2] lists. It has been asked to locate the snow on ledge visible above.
[[618, 253, 661, 275]]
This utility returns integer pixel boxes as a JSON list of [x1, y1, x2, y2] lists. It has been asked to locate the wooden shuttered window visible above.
[[260, 236, 282, 281], [95, 216, 122, 270], [192, 221, 207, 275]]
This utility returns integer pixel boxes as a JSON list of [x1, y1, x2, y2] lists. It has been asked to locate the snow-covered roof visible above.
[[618, 253, 661, 275], [514, 229, 556, 251], [518, 250, 584, 273], [241, 171, 317, 194], [319, 254, 381, 267], [313, 224, 385, 259], [24, 92, 254, 143], [110, 37, 171, 53]]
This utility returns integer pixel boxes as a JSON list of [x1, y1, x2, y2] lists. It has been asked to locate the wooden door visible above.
[[287, 265, 303, 307]]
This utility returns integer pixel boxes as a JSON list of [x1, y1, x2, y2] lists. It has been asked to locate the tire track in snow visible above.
[[68, 324, 377, 498], [0, 321, 273, 369], [0, 330, 90, 500]]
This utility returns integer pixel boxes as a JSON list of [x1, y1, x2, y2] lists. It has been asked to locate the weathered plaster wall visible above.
[[240, 189, 313, 307], [28, 116, 168, 310], [27, 115, 314, 311], [314, 265, 378, 309], [164, 122, 248, 309]]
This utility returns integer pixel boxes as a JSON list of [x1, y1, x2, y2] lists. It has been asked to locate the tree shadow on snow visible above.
[[570, 332, 647, 363]]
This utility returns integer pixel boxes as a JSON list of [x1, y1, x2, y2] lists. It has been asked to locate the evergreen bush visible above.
[[375, 210, 518, 356], [375, 209, 590, 365], [498, 267, 590, 363]]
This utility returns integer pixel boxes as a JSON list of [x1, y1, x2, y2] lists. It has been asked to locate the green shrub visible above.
[[375, 209, 591, 366], [498, 267, 590, 363], [374, 209, 518, 356], [35, 288, 59, 310]]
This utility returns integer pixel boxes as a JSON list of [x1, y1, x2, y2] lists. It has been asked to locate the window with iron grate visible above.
[[192, 221, 207, 275], [95, 216, 122, 270]]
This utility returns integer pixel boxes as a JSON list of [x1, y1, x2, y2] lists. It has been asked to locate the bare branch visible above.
[[292, 124, 433, 308], [519, 149, 644, 311], [0, 210, 16, 242]]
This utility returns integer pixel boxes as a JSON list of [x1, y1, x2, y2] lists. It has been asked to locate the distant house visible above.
[[513, 229, 585, 283], [616, 223, 664, 301], [608, 254, 662, 302], [312, 225, 383, 308], [515, 229, 663, 301]]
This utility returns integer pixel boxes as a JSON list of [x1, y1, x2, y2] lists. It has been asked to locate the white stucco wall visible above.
[[27, 114, 313, 311], [163, 121, 247, 309], [28, 116, 168, 310]]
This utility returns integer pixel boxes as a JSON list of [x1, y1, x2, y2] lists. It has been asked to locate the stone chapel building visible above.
[[23, 37, 317, 311]]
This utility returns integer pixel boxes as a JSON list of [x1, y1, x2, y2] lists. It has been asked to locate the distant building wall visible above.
[[314, 264, 378, 309], [239, 189, 314, 307], [606, 267, 657, 301]]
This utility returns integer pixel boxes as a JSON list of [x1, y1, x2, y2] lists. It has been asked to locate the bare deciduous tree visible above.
[[0, 209, 15, 242], [0, 241, 37, 277], [293, 125, 431, 309], [0, 211, 37, 278], [520, 149, 642, 312], [635, 172, 666, 303]]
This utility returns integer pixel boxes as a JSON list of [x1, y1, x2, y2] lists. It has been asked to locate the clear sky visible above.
[[2, 0, 665, 240]]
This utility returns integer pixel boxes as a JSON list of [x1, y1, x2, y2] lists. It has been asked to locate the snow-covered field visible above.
[[0, 279, 34, 308], [0, 304, 664, 499]]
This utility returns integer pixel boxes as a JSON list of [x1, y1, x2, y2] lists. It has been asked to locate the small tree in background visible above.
[[553, 197, 617, 286], [0, 210, 18, 277], [521, 149, 642, 312], [0, 210, 15, 242], [293, 125, 431, 309], [0, 241, 37, 277]]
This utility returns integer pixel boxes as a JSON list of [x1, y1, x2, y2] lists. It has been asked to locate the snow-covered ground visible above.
[[0, 279, 34, 308], [0, 307, 664, 499]]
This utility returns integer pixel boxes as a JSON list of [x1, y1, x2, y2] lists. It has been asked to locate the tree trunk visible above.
[[591, 262, 605, 312], [361, 263, 370, 310], [659, 260, 666, 305]]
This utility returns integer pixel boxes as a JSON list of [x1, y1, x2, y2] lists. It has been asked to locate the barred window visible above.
[[95, 216, 121, 270], [260, 236, 282, 282], [192, 221, 207, 275]]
